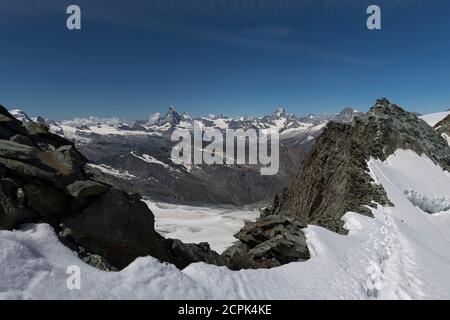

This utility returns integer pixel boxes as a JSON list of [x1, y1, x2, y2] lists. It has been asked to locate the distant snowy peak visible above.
[[334, 107, 362, 123], [9, 109, 33, 123], [300, 107, 360, 123], [159, 106, 182, 126], [148, 112, 160, 125], [272, 107, 287, 118], [61, 116, 127, 128]]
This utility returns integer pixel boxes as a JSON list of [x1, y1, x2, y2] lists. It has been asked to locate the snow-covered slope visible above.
[[9, 109, 33, 123], [86, 163, 137, 180], [420, 111, 450, 147], [1, 149, 449, 299], [147, 201, 259, 253], [420, 111, 450, 127]]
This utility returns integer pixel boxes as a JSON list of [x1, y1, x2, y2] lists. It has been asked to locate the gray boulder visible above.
[[0, 178, 31, 229], [66, 180, 109, 198], [60, 189, 174, 269], [165, 239, 226, 269], [24, 183, 71, 217]]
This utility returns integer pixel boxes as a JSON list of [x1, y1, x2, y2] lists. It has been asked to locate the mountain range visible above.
[[33, 106, 362, 141], [8, 106, 362, 205]]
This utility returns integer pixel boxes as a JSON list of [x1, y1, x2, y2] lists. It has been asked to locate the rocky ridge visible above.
[[270, 98, 450, 230], [224, 98, 450, 269]]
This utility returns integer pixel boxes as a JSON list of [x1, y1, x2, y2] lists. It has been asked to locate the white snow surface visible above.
[[130, 152, 170, 168], [1, 149, 450, 299], [420, 111, 450, 127], [146, 201, 259, 253], [86, 164, 136, 180], [9, 109, 33, 123]]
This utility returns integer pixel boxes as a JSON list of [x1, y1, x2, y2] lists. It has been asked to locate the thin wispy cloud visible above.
[[0, 0, 445, 18], [1, 0, 384, 67], [0, 0, 387, 66], [236, 26, 291, 40]]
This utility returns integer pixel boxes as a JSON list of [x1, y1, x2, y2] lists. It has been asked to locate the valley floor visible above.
[[0, 150, 449, 299]]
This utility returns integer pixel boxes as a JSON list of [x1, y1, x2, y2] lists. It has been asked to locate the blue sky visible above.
[[1, 0, 450, 120]]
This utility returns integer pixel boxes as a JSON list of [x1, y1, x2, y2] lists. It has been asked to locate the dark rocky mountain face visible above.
[[223, 98, 450, 269], [270, 98, 450, 231], [160, 106, 183, 127], [0, 105, 224, 270], [77, 133, 318, 206]]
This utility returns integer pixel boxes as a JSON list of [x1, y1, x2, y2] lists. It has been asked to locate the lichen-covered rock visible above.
[[165, 239, 226, 269], [23, 183, 71, 217], [60, 189, 174, 269], [223, 215, 310, 270], [66, 180, 109, 198]]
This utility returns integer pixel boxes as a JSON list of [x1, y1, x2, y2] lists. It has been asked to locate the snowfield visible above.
[[420, 111, 450, 127], [146, 201, 260, 253], [0, 150, 450, 299]]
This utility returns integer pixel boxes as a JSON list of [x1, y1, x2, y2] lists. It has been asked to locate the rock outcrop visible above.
[[434, 114, 450, 139], [223, 215, 310, 269], [225, 99, 450, 269], [0, 105, 224, 270]]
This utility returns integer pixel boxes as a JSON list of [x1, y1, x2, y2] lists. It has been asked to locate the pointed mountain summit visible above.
[[272, 107, 287, 118], [334, 107, 362, 123], [8, 109, 33, 123], [160, 106, 182, 126]]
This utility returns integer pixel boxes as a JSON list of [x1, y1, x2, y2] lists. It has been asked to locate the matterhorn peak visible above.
[[160, 106, 182, 126]]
